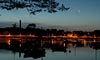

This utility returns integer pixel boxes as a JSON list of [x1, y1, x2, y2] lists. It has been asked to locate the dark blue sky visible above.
[[0, 0, 100, 30]]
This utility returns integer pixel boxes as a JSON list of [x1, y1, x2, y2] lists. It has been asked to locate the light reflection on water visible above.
[[0, 38, 100, 60]]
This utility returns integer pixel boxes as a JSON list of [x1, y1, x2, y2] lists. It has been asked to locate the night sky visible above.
[[0, 0, 100, 31]]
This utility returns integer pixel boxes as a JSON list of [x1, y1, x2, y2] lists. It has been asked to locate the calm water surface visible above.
[[0, 38, 100, 60], [0, 47, 100, 60]]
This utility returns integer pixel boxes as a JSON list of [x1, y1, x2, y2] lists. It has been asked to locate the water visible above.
[[0, 47, 100, 60], [0, 38, 100, 60]]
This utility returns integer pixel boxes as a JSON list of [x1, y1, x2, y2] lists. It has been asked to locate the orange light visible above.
[[67, 33, 73, 37], [8, 33, 11, 36], [8, 40, 10, 45]]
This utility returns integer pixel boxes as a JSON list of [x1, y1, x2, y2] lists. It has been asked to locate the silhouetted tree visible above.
[[26, 23, 36, 29], [12, 23, 17, 28], [0, 0, 70, 15]]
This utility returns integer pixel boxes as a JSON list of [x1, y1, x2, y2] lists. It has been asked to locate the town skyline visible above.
[[0, 20, 100, 31]]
